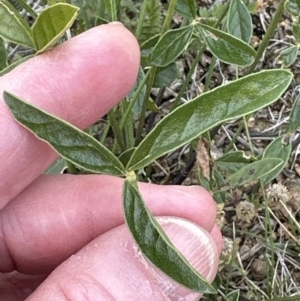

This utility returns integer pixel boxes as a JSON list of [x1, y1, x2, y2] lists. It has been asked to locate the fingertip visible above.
[[168, 185, 217, 231], [146, 217, 219, 300], [0, 24, 140, 207], [2, 22, 140, 126], [210, 224, 223, 256], [26, 219, 219, 301]]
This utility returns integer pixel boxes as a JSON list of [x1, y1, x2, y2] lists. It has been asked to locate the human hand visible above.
[[0, 23, 223, 300]]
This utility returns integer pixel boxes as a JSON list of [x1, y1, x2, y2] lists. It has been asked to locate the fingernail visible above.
[[108, 21, 124, 26], [139, 217, 219, 301]]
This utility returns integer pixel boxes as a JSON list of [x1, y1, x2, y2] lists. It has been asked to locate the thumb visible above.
[[26, 217, 219, 301], [149, 217, 219, 300]]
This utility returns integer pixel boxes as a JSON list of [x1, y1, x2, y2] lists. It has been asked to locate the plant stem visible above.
[[100, 122, 110, 144], [161, 0, 178, 34], [135, 0, 148, 40], [67, 160, 77, 174], [204, 17, 230, 92], [13, 0, 37, 18], [243, 115, 254, 155], [108, 109, 126, 151], [171, 46, 205, 110], [247, 0, 287, 73], [224, 122, 245, 153], [121, 100, 135, 148], [204, 56, 217, 92], [263, 187, 275, 297], [110, 0, 117, 21], [120, 69, 150, 130], [135, 0, 179, 143], [135, 66, 157, 144], [171, 5, 229, 111]]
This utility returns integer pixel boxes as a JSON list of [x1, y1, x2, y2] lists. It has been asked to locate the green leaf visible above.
[[0, 38, 7, 71], [288, 93, 300, 132], [293, 17, 300, 44], [213, 191, 226, 204], [127, 70, 292, 171], [187, 36, 205, 52], [198, 173, 211, 191], [119, 148, 136, 167], [215, 151, 256, 174], [32, 3, 79, 53], [153, 62, 179, 88], [227, 158, 283, 189], [4, 91, 126, 176], [198, 23, 256, 66], [278, 45, 298, 68], [285, 0, 300, 16], [175, 0, 196, 19], [212, 169, 226, 203], [128, 67, 147, 116], [147, 98, 159, 112], [0, 1, 34, 48], [45, 157, 67, 174], [141, 33, 160, 51], [150, 25, 193, 67], [123, 177, 216, 294], [225, 289, 240, 301], [141, 41, 159, 66], [0, 54, 34, 76], [227, 0, 252, 43], [141, 34, 160, 65], [260, 135, 291, 184]]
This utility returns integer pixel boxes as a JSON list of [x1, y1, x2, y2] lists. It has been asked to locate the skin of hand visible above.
[[0, 23, 223, 300]]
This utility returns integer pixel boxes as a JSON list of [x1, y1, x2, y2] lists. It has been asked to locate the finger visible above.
[[211, 224, 223, 256], [0, 221, 222, 300], [0, 272, 46, 301], [0, 175, 217, 275], [0, 22, 140, 209], [26, 217, 219, 301]]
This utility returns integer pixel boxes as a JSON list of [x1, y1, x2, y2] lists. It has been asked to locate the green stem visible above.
[[263, 187, 275, 297], [224, 121, 245, 153], [161, 0, 178, 34], [108, 109, 126, 151], [110, 0, 117, 21], [135, 0, 179, 142], [135, 0, 148, 40], [111, 139, 118, 154], [204, 56, 217, 92], [67, 160, 77, 174], [121, 100, 135, 148], [13, 0, 37, 18], [100, 122, 110, 144], [243, 115, 254, 155], [247, 0, 287, 73], [204, 18, 229, 92], [120, 70, 150, 130], [171, 5, 229, 111], [171, 46, 205, 110], [135, 66, 157, 144]]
